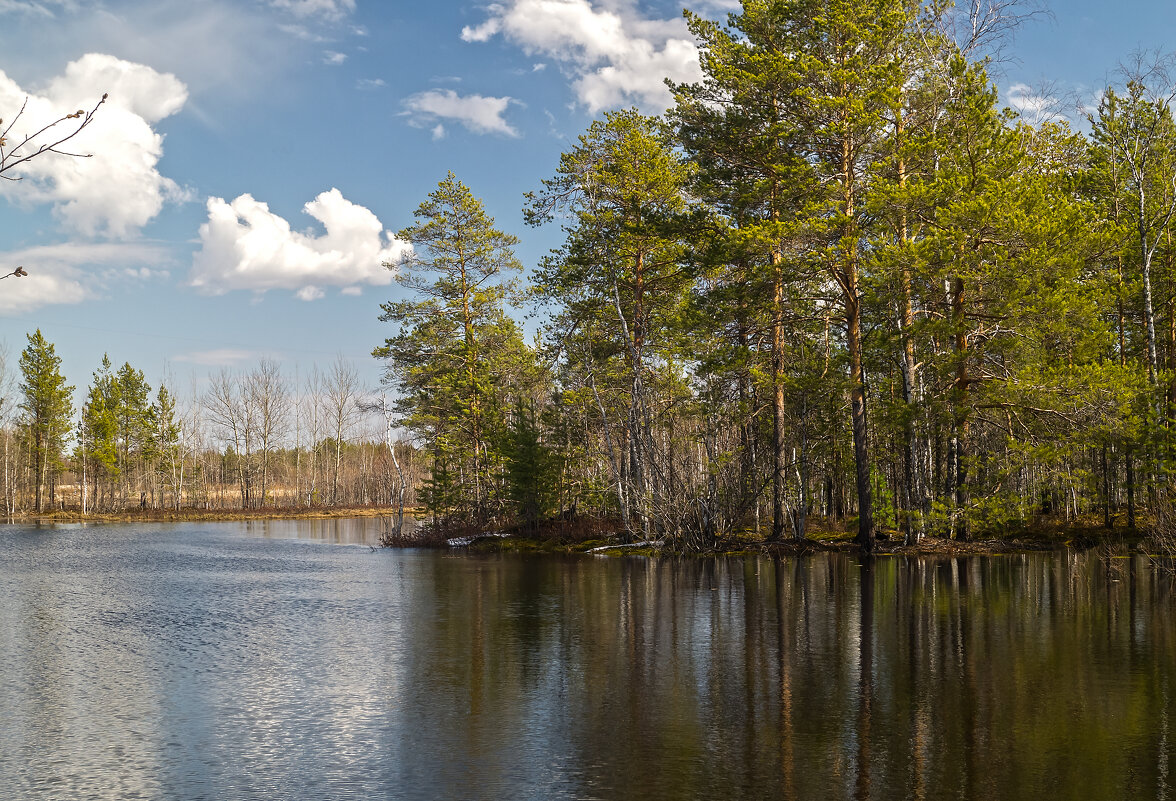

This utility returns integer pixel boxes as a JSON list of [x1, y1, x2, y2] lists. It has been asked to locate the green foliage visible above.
[[376, 172, 540, 526], [19, 330, 74, 512], [502, 400, 555, 530], [76, 354, 161, 506], [361, 4, 1176, 543]]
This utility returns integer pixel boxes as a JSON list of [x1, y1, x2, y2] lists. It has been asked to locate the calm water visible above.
[[0, 521, 1172, 800]]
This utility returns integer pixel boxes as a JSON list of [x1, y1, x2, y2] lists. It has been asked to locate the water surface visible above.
[[0, 521, 1172, 800]]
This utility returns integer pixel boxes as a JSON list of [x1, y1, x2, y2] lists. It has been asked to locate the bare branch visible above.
[[939, 0, 1051, 68], [0, 92, 107, 180]]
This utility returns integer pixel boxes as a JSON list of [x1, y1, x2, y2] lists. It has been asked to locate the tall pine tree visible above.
[[19, 330, 73, 513]]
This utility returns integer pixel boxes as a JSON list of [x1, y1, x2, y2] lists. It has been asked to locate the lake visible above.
[[0, 520, 1172, 800]]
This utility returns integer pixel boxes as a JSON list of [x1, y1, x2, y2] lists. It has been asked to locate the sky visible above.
[[0, 0, 1173, 404]]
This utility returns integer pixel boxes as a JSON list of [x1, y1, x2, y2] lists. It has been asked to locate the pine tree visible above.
[[375, 172, 535, 525], [114, 362, 153, 506], [672, 3, 820, 540], [526, 109, 692, 540], [79, 355, 119, 508], [19, 330, 73, 512], [503, 399, 554, 531], [1090, 74, 1176, 489], [151, 384, 182, 509]]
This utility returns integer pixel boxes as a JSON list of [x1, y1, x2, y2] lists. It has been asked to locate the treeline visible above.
[[378, 0, 1176, 550], [0, 331, 422, 516]]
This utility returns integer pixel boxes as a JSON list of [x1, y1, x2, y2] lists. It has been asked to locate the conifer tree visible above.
[[79, 355, 119, 507], [114, 362, 154, 505], [152, 384, 182, 508], [527, 109, 692, 540], [503, 399, 554, 531], [19, 330, 73, 513], [1090, 72, 1176, 487], [672, 2, 819, 540], [376, 172, 533, 525]]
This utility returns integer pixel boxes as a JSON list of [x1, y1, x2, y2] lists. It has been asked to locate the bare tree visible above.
[[936, 0, 1049, 64], [360, 392, 408, 539], [302, 366, 325, 505], [204, 369, 258, 507], [247, 358, 290, 507], [323, 355, 361, 505]]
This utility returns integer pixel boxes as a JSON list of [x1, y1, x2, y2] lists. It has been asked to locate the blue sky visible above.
[[0, 0, 1172, 401]]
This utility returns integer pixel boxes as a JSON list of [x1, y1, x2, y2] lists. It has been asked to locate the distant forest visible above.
[[7, 334, 424, 517], [8, 1, 1176, 552]]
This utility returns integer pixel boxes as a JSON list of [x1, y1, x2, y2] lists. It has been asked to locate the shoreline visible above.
[[4, 509, 1163, 560], [448, 525, 1156, 558], [5, 505, 410, 525]]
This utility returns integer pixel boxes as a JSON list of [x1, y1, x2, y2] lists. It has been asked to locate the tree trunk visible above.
[[772, 250, 789, 541], [847, 290, 874, 552]]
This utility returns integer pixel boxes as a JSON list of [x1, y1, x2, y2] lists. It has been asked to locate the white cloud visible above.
[[322, 50, 347, 65], [1006, 82, 1068, 125], [174, 348, 263, 367], [461, 11, 503, 42], [190, 188, 411, 299], [0, 270, 86, 314], [0, 240, 170, 314], [431, 124, 446, 140], [0, 1, 59, 17], [0, 53, 188, 238], [691, 0, 740, 10], [270, 0, 355, 21], [357, 78, 386, 90], [402, 89, 520, 137], [461, 0, 702, 112], [278, 22, 327, 42], [0, 3, 291, 105]]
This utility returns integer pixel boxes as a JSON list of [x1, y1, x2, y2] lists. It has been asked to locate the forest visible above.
[[6, 0, 1176, 554], [375, 0, 1176, 552]]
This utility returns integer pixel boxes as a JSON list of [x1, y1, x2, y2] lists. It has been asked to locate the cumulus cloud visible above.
[[0, 53, 188, 238], [0, 241, 170, 314], [402, 89, 520, 137], [190, 188, 411, 299], [322, 50, 347, 65], [461, 0, 702, 112]]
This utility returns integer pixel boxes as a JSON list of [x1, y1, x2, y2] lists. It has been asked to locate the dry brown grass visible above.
[[20, 504, 417, 524]]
